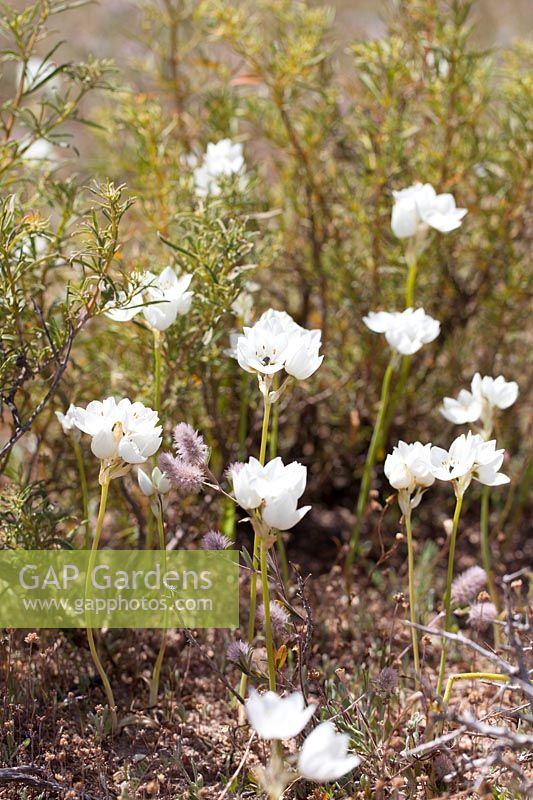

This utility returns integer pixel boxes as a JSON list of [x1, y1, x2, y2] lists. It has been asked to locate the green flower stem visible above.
[[405, 250, 418, 308], [149, 501, 167, 706], [260, 542, 276, 691], [480, 484, 500, 645], [153, 329, 162, 415], [268, 376, 290, 591], [73, 439, 90, 549], [404, 507, 420, 676], [443, 671, 508, 706], [239, 395, 271, 704], [346, 357, 396, 572], [85, 477, 118, 735], [436, 493, 464, 696]]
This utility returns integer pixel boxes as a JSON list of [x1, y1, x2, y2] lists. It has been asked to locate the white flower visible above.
[[384, 441, 435, 514], [72, 397, 162, 465], [55, 404, 79, 436], [441, 373, 519, 430], [137, 466, 171, 497], [440, 389, 482, 425], [235, 310, 323, 381], [245, 690, 316, 740], [391, 182, 467, 238], [471, 373, 519, 411], [363, 307, 440, 356], [298, 721, 360, 783], [194, 139, 245, 197], [230, 456, 311, 531], [430, 431, 510, 498], [21, 138, 55, 161], [105, 267, 193, 332], [18, 57, 60, 92]]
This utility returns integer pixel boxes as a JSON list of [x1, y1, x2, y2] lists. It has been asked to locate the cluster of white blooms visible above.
[[363, 307, 440, 356], [391, 182, 467, 238], [230, 457, 311, 531], [236, 308, 323, 384], [386, 432, 510, 504], [70, 397, 162, 465], [246, 690, 360, 783], [105, 266, 193, 332], [441, 372, 519, 431], [193, 139, 245, 197]]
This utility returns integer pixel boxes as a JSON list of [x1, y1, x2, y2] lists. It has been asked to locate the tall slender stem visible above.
[[480, 484, 500, 645], [74, 439, 90, 548], [443, 671, 508, 706], [405, 250, 418, 308], [239, 395, 271, 705], [85, 477, 118, 734], [404, 508, 420, 677], [260, 544, 276, 691], [437, 493, 464, 695], [346, 357, 396, 573], [150, 501, 167, 706], [153, 330, 162, 415]]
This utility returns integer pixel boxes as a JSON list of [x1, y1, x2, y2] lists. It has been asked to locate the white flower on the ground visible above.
[[384, 441, 435, 515], [391, 182, 467, 238], [72, 397, 162, 464], [363, 307, 440, 355], [55, 404, 79, 436], [137, 466, 171, 497], [235, 309, 323, 382], [105, 267, 193, 332], [430, 431, 510, 498], [298, 721, 361, 782], [230, 456, 311, 530], [194, 139, 245, 197], [441, 373, 519, 431], [245, 690, 316, 740]]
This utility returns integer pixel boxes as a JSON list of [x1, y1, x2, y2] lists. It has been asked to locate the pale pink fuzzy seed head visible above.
[[451, 566, 487, 606], [467, 601, 498, 631], [226, 640, 252, 663], [172, 422, 209, 466], [158, 452, 204, 494], [201, 530, 232, 550], [257, 602, 290, 635], [376, 666, 399, 695]]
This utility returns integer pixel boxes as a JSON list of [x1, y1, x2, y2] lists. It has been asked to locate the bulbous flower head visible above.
[[363, 307, 440, 356], [430, 431, 510, 497], [72, 397, 162, 465], [297, 721, 361, 783], [245, 690, 316, 740], [230, 456, 311, 531], [440, 388, 482, 425], [391, 182, 467, 239], [441, 373, 518, 429]]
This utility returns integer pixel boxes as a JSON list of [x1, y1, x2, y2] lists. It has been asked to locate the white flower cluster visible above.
[[105, 266, 193, 332], [391, 182, 467, 239], [230, 456, 310, 531], [386, 431, 509, 506], [363, 307, 440, 356], [193, 138, 245, 197], [440, 372, 519, 431], [236, 308, 323, 382], [246, 690, 360, 783]]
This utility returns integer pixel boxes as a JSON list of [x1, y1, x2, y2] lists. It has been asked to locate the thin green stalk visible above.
[[73, 439, 90, 548], [260, 543, 276, 691], [346, 358, 396, 572], [153, 330, 162, 415], [238, 396, 271, 705], [405, 251, 418, 308], [268, 377, 290, 590], [405, 508, 420, 676], [436, 493, 464, 696], [150, 501, 167, 706], [443, 671, 508, 706], [85, 477, 118, 735], [480, 485, 500, 645]]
